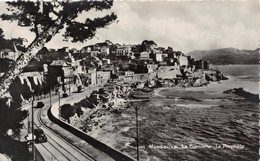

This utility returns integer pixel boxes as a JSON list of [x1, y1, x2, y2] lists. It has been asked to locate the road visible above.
[[22, 95, 95, 161], [20, 85, 122, 161]]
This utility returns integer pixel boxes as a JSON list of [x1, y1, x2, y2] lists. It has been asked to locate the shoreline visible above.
[[83, 77, 258, 160], [65, 73, 258, 160], [186, 76, 258, 94]]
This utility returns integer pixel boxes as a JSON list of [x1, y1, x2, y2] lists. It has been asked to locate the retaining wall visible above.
[[48, 93, 135, 161], [35, 146, 45, 161]]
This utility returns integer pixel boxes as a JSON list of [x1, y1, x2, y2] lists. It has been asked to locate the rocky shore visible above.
[[59, 68, 259, 160], [223, 88, 259, 103], [67, 81, 258, 161]]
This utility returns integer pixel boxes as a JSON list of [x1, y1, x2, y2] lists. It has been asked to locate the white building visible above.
[[179, 55, 188, 66], [90, 68, 97, 85], [125, 70, 134, 77], [87, 47, 91, 53], [124, 71, 135, 81], [101, 46, 110, 55], [155, 53, 163, 62], [116, 45, 131, 57], [0, 43, 21, 61], [97, 71, 111, 84], [147, 64, 158, 73], [140, 51, 150, 60], [158, 66, 181, 79]]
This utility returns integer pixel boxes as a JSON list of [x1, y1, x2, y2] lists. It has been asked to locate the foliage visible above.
[[0, 134, 30, 161], [1, 1, 117, 42], [0, 97, 28, 139], [0, 28, 26, 51], [9, 77, 23, 104], [74, 96, 95, 109], [0, 58, 15, 73], [0, 0, 117, 98], [0, 102, 28, 136], [141, 40, 157, 52], [36, 47, 70, 62], [0, 2, 117, 157], [60, 103, 83, 123]]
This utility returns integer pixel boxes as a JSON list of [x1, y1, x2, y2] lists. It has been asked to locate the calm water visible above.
[[212, 64, 259, 82], [118, 65, 259, 161]]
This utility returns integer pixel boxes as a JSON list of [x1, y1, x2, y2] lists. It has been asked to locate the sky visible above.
[[0, 0, 258, 53]]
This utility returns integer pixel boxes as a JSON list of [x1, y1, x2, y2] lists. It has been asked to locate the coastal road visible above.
[[23, 96, 95, 161], [21, 85, 109, 161]]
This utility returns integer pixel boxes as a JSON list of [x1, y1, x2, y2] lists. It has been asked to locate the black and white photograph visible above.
[[0, 0, 259, 161]]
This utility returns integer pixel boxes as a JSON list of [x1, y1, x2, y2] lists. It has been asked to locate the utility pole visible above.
[[127, 99, 140, 161], [58, 89, 61, 119], [135, 106, 139, 161], [31, 91, 35, 161], [49, 86, 52, 106], [48, 73, 52, 106], [69, 76, 71, 96], [69, 70, 72, 96]]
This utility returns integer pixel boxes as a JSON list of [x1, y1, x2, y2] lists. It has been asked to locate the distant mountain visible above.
[[186, 48, 260, 65]]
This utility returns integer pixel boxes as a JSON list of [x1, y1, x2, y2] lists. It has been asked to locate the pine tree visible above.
[[0, 1, 117, 140], [0, 0, 117, 99]]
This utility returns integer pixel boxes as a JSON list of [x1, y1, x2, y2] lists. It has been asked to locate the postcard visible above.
[[0, 0, 258, 161]]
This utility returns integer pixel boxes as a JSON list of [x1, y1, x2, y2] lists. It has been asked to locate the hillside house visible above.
[[179, 55, 188, 66], [102, 58, 111, 65], [50, 60, 73, 93], [71, 60, 86, 75], [116, 45, 132, 57], [0, 48, 21, 61], [155, 53, 163, 62], [140, 51, 150, 60], [50, 60, 72, 77], [158, 66, 180, 79], [86, 47, 91, 53], [125, 70, 135, 81], [147, 64, 158, 73], [97, 70, 111, 84], [88, 68, 97, 85], [153, 49, 163, 62], [195, 60, 209, 70], [91, 50, 100, 57], [101, 46, 110, 55]]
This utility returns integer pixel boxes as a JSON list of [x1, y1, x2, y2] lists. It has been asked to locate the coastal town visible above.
[[0, 0, 258, 160], [5, 38, 259, 161], [0, 40, 232, 160], [0, 40, 227, 108]]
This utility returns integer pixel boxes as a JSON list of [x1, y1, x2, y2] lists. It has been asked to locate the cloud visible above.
[[0, 1, 258, 53], [84, 1, 258, 53]]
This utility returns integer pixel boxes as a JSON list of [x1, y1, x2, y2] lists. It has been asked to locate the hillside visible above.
[[186, 48, 259, 65]]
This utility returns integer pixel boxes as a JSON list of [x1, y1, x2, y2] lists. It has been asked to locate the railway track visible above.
[[24, 105, 96, 161]]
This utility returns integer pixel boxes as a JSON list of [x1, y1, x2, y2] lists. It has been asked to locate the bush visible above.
[[36, 102, 44, 108]]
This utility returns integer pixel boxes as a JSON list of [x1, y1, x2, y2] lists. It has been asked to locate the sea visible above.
[[213, 64, 259, 83], [210, 64, 259, 94], [117, 64, 259, 161]]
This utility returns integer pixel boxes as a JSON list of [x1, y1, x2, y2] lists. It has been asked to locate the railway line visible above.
[[23, 97, 96, 161]]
